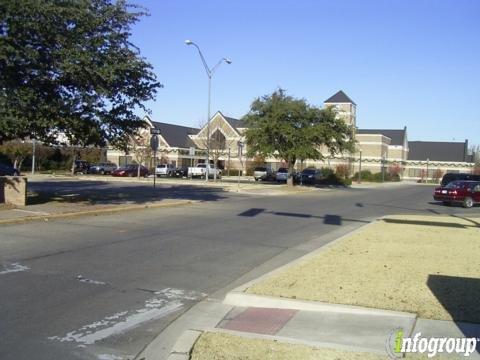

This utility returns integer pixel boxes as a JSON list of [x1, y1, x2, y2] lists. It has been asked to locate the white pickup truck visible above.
[[188, 164, 222, 179]]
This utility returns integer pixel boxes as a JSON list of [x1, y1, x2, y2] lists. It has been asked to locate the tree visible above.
[[0, 0, 160, 148], [0, 140, 31, 170], [130, 129, 152, 178], [243, 89, 355, 185]]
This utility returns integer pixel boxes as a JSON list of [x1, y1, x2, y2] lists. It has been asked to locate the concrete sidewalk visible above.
[[0, 199, 195, 224], [215, 306, 480, 358], [139, 298, 480, 360]]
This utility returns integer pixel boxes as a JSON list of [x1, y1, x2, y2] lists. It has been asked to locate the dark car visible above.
[[296, 168, 322, 185], [172, 166, 188, 178], [0, 163, 20, 176], [433, 180, 480, 208], [440, 173, 480, 187], [74, 160, 90, 174], [111, 164, 149, 177]]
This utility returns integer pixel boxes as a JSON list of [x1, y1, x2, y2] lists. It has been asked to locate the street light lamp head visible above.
[[185, 39, 193, 45], [224, 58, 232, 64]]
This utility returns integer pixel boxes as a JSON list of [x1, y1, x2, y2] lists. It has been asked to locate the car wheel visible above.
[[100, 170, 105, 175], [128, 172, 134, 177], [463, 197, 474, 208]]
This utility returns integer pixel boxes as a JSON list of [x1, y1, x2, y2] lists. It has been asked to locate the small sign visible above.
[[150, 128, 161, 135], [150, 135, 159, 151], [189, 147, 195, 156]]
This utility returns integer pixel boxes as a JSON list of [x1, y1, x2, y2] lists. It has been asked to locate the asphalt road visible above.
[[1, 182, 478, 360]]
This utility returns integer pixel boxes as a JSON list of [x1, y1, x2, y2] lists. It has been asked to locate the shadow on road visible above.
[[237, 207, 368, 225], [28, 180, 228, 205]]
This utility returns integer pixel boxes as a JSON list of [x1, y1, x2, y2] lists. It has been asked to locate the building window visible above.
[[210, 130, 226, 150]]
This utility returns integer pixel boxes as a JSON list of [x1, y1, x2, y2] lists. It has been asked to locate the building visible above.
[[106, 91, 476, 180], [404, 140, 473, 180]]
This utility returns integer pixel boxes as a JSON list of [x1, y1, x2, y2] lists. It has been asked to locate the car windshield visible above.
[[277, 168, 287, 173], [302, 169, 316, 174], [254, 167, 267, 171]]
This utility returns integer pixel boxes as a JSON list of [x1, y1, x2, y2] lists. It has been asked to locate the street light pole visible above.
[[358, 149, 362, 184], [185, 40, 231, 182]]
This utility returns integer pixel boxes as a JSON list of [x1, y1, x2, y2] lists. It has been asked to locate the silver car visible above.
[[88, 162, 117, 174], [253, 167, 274, 181], [276, 167, 293, 182]]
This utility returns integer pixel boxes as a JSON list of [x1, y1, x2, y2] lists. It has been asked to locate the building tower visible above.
[[324, 90, 357, 128]]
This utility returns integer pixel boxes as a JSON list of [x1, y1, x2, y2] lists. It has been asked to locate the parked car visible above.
[[440, 173, 480, 187], [275, 167, 295, 182], [433, 180, 480, 208], [111, 164, 149, 177], [155, 164, 175, 177], [73, 160, 90, 174], [0, 163, 20, 176], [88, 162, 117, 175], [188, 164, 222, 179], [296, 168, 322, 185], [253, 167, 275, 181], [172, 166, 188, 178]]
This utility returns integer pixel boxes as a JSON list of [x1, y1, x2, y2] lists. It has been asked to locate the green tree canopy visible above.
[[0, 0, 160, 148], [243, 89, 355, 184]]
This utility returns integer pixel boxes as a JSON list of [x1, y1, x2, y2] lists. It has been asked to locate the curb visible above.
[[166, 329, 202, 360], [0, 200, 197, 225], [222, 217, 416, 320], [200, 327, 388, 356]]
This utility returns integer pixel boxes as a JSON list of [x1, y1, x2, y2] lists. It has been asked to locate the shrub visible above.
[[226, 169, 242, 176], [320, 167, 334, 178], [388, 163, 402, 179], [319, 173, 351, 186], [352, 170, 373, 181], [335, 163, 351, 179]]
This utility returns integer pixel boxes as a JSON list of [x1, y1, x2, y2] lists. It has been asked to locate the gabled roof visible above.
[[224, 116, 247, 129], [151, 121, 199, 148], [324, 90, 356, 105], [408, 141, 469, 162], [356, 128, 407, 146]]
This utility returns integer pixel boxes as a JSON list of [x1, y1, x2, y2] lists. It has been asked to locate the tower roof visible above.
[[324, 90, 356, 105]]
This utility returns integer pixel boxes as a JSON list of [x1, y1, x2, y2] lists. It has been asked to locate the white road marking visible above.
[[48, 287, 206, 346], [77, 275, 106, 285], [97, 355, 123, 360], [0, 263, 30, 275]]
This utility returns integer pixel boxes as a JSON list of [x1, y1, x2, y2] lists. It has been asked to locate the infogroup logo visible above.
[[386, 328, 478, 359]]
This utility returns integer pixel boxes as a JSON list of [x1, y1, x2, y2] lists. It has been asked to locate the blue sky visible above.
[[129, 0, 479, 144]]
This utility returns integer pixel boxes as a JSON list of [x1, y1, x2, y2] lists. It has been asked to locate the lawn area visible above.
[[247, 215, 480, 323], [190, 332, 388, 360]]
